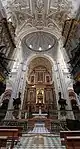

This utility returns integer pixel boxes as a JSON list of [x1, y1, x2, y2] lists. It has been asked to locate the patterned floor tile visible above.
[[13, 134, 66, 149]]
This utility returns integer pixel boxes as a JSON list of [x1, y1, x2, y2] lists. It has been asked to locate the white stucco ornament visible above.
[[37, 0, 44, 9], [6, 79, 13, 90]]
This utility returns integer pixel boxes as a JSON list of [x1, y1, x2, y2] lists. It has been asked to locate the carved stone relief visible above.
[[7, 0, 73, 31]]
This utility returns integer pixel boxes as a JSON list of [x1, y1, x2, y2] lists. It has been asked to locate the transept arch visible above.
[[22, 55, 58, 119]]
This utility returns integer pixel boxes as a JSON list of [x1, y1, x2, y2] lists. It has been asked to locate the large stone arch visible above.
[[16, 26, 61, 50], [25, 53, 54, 82]]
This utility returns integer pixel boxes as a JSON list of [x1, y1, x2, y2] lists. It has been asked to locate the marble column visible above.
[[55, 61, 74, 120], [5, 64, 23, 120]]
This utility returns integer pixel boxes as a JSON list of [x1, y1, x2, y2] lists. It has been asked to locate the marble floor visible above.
[[13, 134, 66, 149], [8, 123, 66, 149]]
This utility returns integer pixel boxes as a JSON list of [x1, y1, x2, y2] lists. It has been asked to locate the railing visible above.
[[0, 109, 79, 132], [0, 109, 79, 118], [4, 109, 80, 119]]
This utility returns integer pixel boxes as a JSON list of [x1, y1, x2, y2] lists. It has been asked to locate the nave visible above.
[[0, 0, 80, 148]]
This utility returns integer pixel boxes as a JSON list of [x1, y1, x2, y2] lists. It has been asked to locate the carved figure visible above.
[[13, 92, 21, 109], [58, 92, 67, 110]]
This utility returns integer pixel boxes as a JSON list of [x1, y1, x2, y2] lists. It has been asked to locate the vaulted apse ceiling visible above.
[[28, 56, 52, 74]]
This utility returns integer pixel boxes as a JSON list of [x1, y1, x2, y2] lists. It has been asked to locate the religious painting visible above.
[[37, 71, 43, 82], [46, 76, 50, 83], [47, 91, 50, 101], [30, 91, 34, 101], [31, 76, 34, 83], [45, 89, 52, 103], [36, 88, 44, 104]]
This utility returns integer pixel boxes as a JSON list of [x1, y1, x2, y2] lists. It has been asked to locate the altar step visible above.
[[13, 134, 66, 149], [28, 126, 50, 134], [10, 123, 66, 148], [28, 123, 50, 134]]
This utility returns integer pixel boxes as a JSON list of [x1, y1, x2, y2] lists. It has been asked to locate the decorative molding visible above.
[[6, 0, 73, 35]]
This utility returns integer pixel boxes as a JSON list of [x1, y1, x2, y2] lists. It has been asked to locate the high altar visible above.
[[22, 65, 58, 120]]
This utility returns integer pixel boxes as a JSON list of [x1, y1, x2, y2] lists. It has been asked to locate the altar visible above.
[[22, 64, 58, 120], [32, 106, 48, 118]]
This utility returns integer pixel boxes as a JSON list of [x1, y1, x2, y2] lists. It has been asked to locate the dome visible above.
[[23, 31, 57, 52]]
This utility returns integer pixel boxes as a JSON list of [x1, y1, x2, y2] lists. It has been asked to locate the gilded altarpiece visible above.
[[22, 66, 58, 119]]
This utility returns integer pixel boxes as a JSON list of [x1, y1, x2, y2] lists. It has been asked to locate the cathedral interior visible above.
[[0, 0, 80, 148]]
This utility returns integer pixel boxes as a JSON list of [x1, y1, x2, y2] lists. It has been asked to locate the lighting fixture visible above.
[[48, 45, 51, 48], [39, 47, 42, 51], [29, 45, 32, 48]]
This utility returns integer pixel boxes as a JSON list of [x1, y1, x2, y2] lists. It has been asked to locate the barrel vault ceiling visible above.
[[1, 0, 80, 62], [2, 0, 80, 33]]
